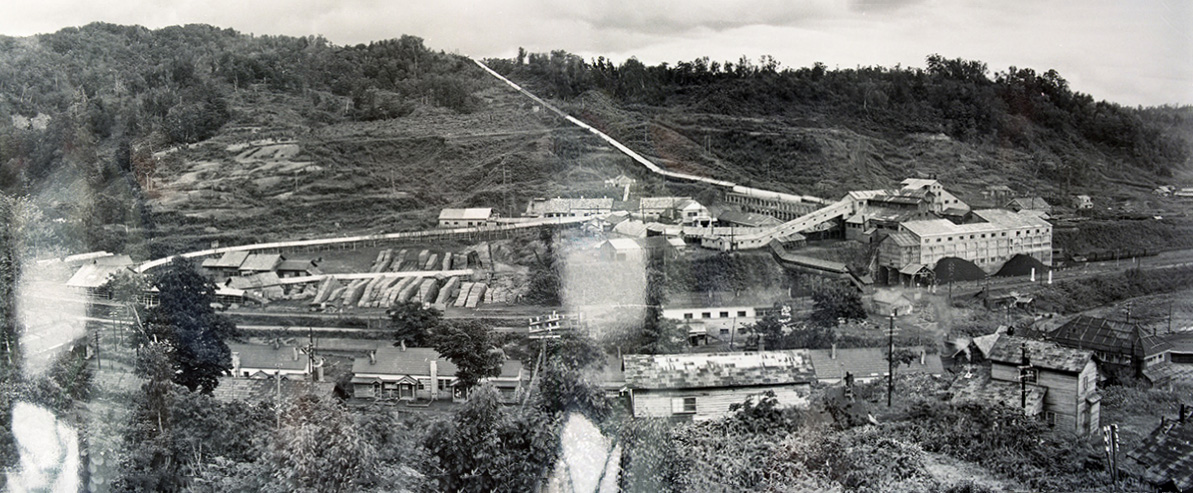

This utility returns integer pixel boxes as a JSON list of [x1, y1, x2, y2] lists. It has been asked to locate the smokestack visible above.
[[369, 350, 376, 365]]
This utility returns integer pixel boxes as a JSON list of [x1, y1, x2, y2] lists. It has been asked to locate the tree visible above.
[[533, 333, 610, 419], [425, 385, 559, 492], [432, 320, 503, 395], [141, 257, 237, 393], [263, 395, 378, 493], [387, 300, 441, 347], [637, 317, 688, 355], [809, 281, 866, 328]]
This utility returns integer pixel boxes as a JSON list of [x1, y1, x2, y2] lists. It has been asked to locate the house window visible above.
[[1045, 411, 1056, 427], [439, 379, 450, 391], [671, 397, 697, 414], [1083, 373, 1096, 393], [1021, 368, 1038, 384], [719, 311, 730, 318], [702, 312, 711, 319], [737, 311, 747, 317], [417, 381, 425, 390], [683, 313, 693, 320], [720, 328, 730, 336]]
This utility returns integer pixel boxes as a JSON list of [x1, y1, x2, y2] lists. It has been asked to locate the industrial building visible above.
[[875, 208, 1052, 285]]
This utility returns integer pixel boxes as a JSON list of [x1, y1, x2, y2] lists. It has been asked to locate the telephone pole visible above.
[[888, 313, 895, 407]]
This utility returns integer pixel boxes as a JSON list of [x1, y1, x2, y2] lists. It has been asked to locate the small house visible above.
[[987, 335, 1100, 435], [202, 251, 251, 276], [276, 258, 322, 278], [350, 346, 523, 403], [622, 350, 815, 420], [229, 342, 311, 380], [238, 253, 284, 276], [64, 254, 135, 299], [1048, 315, 1171, 376], [438, 208, 495, 228], [1005, 197, 1053, 215], [599, 238, 644, 263]]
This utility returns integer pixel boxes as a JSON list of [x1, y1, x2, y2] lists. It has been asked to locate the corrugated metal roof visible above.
[[623, 350, 815, 390], [1050, 315, 1155, 356]]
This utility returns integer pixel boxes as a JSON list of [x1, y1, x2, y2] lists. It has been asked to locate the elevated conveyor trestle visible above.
[[723, 199, 854, 250]]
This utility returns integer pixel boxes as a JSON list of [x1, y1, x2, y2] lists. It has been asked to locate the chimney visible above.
[[369, 350, 376, 365], [920, 348, 925, 365], [831, 343, 837, 359], [430, 360, 439, 400], [293, 347, 299, 361]]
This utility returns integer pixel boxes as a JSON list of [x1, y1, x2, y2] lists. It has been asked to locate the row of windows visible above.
[[927, 229, 1050, 243], [680, 310, 750, 319]]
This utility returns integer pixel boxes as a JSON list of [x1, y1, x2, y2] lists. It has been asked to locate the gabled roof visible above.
[[1127, 421, 1193, 492], [603, 238, 642, 251], [623, 350, 815, 390], [229, 343, 307, 372], [1050, 315, 1149, 356], [65, 260, 135, 289], [1142, 362, 1193, 388], [226, 272, 283, 290], [439, 208, 493, 220], [352, 347, 458, 377], [1006, 197, 1052, 211], [807, 346, 943, 382], [239, 253, 283, 272], [276, 259, 320, 274], [987, 335, 1094, 374], [611, 220, 647, 237], [206, 251, 251, 269], [717, 210, 783, 228], [885, 232, 919, 247]]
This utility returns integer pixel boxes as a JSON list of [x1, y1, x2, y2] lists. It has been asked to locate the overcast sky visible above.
[[1, 0, 1189, 107]]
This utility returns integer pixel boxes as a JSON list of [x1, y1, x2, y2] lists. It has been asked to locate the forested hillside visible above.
[[488, 51, 1193, 199], [0, 24, 506, 256]]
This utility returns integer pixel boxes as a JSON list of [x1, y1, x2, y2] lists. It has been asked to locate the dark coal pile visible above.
[[934, 257, 987, 282]]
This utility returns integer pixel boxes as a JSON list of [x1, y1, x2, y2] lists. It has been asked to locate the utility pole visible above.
[[888, 313, 895, 408], [1020, 343, 1029, 410]]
